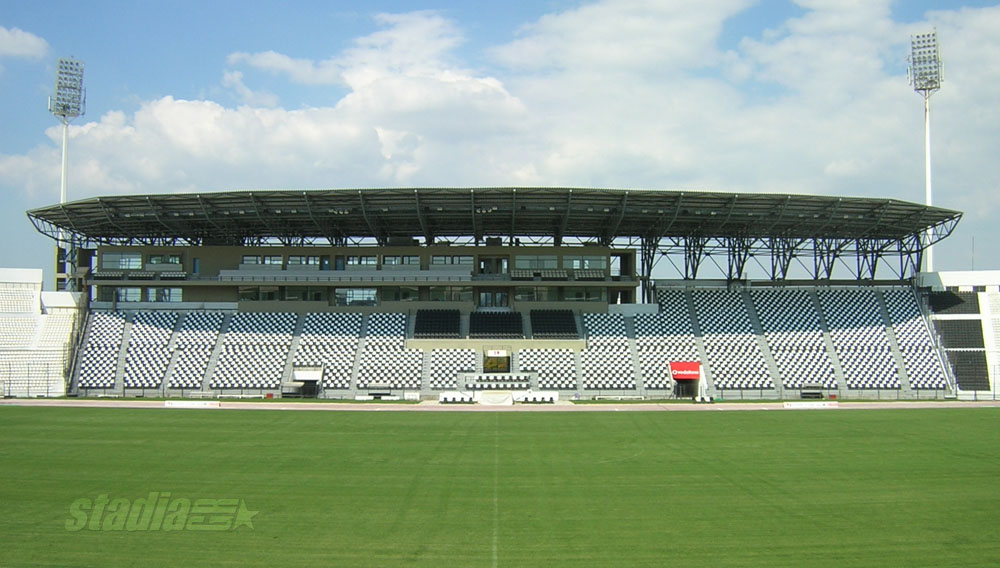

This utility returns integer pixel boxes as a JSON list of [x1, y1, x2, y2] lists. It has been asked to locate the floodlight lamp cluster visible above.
[[909, 30, 942, 93], [49, 58, 86, 121]]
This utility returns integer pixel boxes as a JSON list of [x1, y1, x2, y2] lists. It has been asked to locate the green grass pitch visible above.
[[2, 406, 999, 567]]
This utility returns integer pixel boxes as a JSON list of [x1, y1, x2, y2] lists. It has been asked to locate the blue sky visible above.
[[2, 1, 999, 286]]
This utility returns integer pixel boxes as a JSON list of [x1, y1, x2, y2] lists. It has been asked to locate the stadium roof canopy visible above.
[[27, 187, 962, 283], [27, 187, 960, 247]]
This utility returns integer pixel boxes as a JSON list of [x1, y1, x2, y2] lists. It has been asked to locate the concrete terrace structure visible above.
[[9, 187, 992, 401]]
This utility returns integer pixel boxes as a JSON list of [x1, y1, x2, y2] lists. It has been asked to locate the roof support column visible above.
[[856, 238, 880, 280], [639, 236, 659, 304], [769, 236, 801, 280], [726, 235, 752, 280], [813, 237, 839, 280], [684, 235, 708, 280], [898, 233, 923, 279]]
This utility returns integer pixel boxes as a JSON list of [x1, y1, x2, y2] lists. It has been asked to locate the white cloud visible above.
[[228, 10, 465, 88], [492, 0, 754, 73], [227, 50, 342, 85], [221, 70, 279, 107], [0, 26, 48, 58]]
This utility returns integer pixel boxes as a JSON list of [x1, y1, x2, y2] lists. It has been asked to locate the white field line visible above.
[[492, 413, 499, 568]]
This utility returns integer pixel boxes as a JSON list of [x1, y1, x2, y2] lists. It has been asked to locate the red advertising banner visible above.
[[669, 361, 701, 380]]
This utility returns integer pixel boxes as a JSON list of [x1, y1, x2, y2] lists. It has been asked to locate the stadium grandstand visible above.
[[9, 186, 997, 402]]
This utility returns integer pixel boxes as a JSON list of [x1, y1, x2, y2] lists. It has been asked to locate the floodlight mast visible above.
[[908, 30, 942, 272], [48, 57, 85, 290]]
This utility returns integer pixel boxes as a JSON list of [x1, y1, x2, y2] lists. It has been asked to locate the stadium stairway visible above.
[[740, 289, 783, 398], [283, 314, 307, 390], [810, 291, 850, 399], [876, 290, 917, 398], [418, 345, 435, 398], [200, 313, 232, 393], [683, 290, 715, 396], [622, 315, 645, 392], [111, 315, 131, 396]]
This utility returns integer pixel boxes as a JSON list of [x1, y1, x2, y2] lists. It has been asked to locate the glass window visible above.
[[428, 286, 473, 302], [383, 286, 419, 302], [347, 256, 377, 266], [514, 255, 558, 269], [262, 256, 282, 265], [334, 288, 377, 306], [101, 252, 142, 270], [287, 255, 320, 266], [564, 287, 606, 302], [116, 287, 142, 302], [563, 255, 607, 270], [148, 287, 182, 302], [383, 255, 419, 265], [260, 286, 279, 301], [431, 255, 472, 265], [515, 287, 557, 302], [238, 287, 259, 301], [148, 254, 182, 265], [242, 255, 261, 265]]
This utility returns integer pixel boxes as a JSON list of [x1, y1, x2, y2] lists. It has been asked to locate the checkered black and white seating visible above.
[[365, 313, 407, 351], [212, 344, 288, 389], [752, 289, 835, 389], [428, 349, 476, 390], [170, 347, 212, 389], [78, 346, 118, 388], [634, 308, 699, 390], [295, 313, 362, 389], [583, 313, 629, 350], [883, 289, 947, 389], [581, 349, 635, 390], [225, 312, 296, 344], [517, 348, 576, 390], [818, 289, 899, 389], [121, 311, 179, 389], [78, 312, 127, 389], [580, 313, 634, 390], [129, 311, 177, 345], [637, 351, 677, 389], [356, 349, 423, 389], [168, 312, 224, 389], [211, 312, 297, 389], [123, 345, 171, 388], [692, 290, 772, 390]]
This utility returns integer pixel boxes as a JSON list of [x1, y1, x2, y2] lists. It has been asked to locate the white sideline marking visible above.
[[492, 413, 499, 568], [164, 400, 220, 408], [783, 401, 839, 409]]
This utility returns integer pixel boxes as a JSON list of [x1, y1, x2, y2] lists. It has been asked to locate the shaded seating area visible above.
[[947, 351, 990, 391], [928, 291, 980, 315], [469, 312, 523, 339], [414, 309, 460, 338], [530, 309, 578, 339]]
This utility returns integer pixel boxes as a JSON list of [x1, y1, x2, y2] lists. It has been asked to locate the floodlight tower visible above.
[[48, 57, 86, 290], [908, 30, 942, 272]]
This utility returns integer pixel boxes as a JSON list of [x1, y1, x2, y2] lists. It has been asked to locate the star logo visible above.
[[233, 500, 258, 530]]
